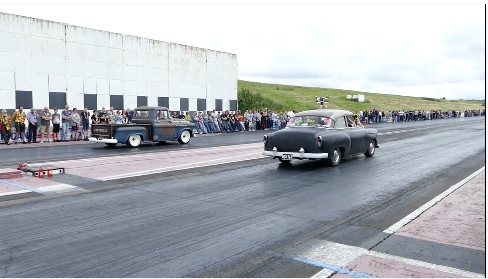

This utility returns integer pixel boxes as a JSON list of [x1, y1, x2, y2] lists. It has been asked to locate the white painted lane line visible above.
[[40, 142, 263, 166], [37, 184, 85, 194], [367, 250, 485, 278], [0, 190, 30, 197], [100, 153, 263, 181], [383, 166, 485, 234]]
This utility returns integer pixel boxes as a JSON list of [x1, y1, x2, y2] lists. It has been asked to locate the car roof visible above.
[[294, 109, 353, 120]]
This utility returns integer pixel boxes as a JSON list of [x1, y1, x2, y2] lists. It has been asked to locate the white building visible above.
[[0, 12, 238, 115]]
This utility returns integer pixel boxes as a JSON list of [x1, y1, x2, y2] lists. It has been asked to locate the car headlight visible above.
[[317, 136, 323, 147], [263, 135, 268, 145]]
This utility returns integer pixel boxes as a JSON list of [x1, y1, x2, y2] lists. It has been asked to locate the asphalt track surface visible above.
[[0, 117, 485, 277]]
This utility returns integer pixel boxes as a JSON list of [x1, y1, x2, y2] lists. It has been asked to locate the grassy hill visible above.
[[237, 80, 485, 113]]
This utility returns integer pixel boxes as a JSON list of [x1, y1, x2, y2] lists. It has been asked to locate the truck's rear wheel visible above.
[[178, 130, 191, 144], [126, 134, 142, 147]]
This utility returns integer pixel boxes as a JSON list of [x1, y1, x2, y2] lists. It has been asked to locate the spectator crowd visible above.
[[0, 105, 485, 145]]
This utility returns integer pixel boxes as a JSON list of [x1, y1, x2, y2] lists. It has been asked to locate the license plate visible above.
[[281, 154, 292, 160]]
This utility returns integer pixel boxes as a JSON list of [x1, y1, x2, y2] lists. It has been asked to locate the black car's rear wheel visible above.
[[364, 140, 376, 157], [327, 148, 341, 167]]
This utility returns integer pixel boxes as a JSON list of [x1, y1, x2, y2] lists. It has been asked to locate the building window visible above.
[[48, 92, 66, 110], [229, 100, 238, 111], [83, 94, 97, 110], [16, 90, 33, 109], [215, 99, 223, 111], [197, 98, 206, 111], [110, 95, 124, 110], [158, 97, 169, 108], [180, 98, 189, 111], [137, 96, 148, 107]]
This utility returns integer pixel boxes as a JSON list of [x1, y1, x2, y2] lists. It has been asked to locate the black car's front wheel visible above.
[[327, 148, 341, 167], [364, 140, 376, 157]]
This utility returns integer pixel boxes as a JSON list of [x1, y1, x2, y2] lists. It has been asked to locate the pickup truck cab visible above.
[[89, 106, 196, 147]]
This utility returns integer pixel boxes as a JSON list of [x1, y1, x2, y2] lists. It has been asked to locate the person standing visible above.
[[27, 108, 39, 143], [91, 110, 100, 125], [61, 104, 71, 142], [12, 106, 27, 144], [99, 107, 108, 124], [81, 106, 90, 141], [52, 108, 61, 142], [70, 108, 81, 141], [40, 106, 52, 143], [0, 109, 13, 145]]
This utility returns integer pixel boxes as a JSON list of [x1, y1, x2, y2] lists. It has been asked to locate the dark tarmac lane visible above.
[[0, 117, 485, 277]]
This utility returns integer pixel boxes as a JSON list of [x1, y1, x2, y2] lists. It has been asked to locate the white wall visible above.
[[0, 12, 238, 112]]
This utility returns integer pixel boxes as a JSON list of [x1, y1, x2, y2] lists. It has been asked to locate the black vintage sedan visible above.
[[262, 109, 379, 166]]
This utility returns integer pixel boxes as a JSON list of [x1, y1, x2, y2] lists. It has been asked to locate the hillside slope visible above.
[[237, 80, 485, 112]]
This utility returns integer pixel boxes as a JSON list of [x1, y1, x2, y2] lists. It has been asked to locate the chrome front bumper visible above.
[[262, 147, 329, 160], [88, 137, 118, 144]]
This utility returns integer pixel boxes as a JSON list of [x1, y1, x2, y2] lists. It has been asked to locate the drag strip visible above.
[[0, 117, 484, 277]]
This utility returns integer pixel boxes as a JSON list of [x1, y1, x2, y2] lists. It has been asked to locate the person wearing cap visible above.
[[27, 108, 39, 143], [0, 109, 12, 145]]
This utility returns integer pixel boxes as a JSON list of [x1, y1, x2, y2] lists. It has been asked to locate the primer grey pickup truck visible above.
[[89, 106, 196, 147]]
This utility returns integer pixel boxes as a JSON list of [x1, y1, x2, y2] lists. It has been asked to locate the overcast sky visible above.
[[1, 2, 485, 100]]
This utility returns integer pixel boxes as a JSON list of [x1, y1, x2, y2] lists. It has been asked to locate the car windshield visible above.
[[287, 115, 334, 128]]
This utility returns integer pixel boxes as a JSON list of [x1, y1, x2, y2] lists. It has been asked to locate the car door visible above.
[[154, 110, 175, 141], [345, 115, 366, 154]]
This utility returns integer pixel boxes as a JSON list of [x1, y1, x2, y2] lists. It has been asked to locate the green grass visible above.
[[238, 80, 485, 113]]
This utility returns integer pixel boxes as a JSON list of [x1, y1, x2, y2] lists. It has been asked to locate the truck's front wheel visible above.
[[126, 134, 142, 147], [178, 130, 191, 144]]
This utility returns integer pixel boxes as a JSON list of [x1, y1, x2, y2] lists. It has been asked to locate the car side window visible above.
[[334, 116, 347, 129], [346, 116, 355, 127], [157, 110, 170, 120]]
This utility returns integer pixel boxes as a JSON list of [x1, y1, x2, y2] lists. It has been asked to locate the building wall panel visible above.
[[33, 91, 49, 108], [69, 93, 84, 110], [0, 51, 14, 71], [97, 94, 110, 109], [169, 97, 180, 111], [32, 73, 48, 92], [48, 74, 66, 92], [67, 76, 83, 93], [15, 72, 32, 91], [124, 95, 137, 109], [0, 71, 15, 90], [82, 77, 96, 93], [147, 95, 158, 108], [110, 79, 123, 95], [188, 98, 197, 112], [96, 78, 109, 95], [0, 89, 16, 109]]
